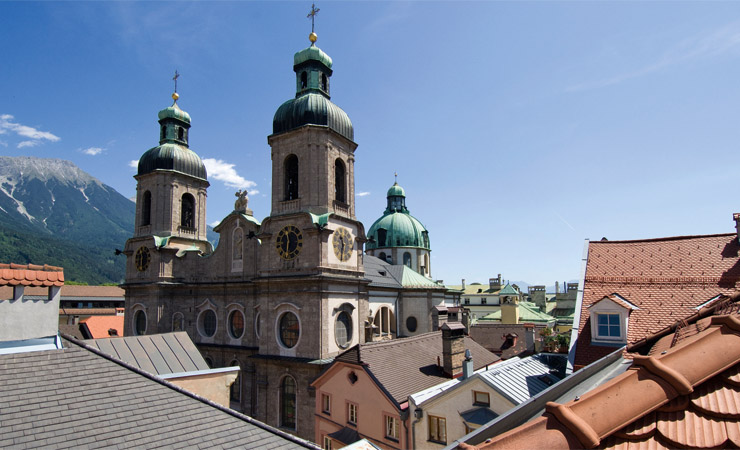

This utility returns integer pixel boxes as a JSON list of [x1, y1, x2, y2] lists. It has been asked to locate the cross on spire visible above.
[[173, 70, 180, 93], [307, 3, 320, 33], [394, 172, 398, 183]]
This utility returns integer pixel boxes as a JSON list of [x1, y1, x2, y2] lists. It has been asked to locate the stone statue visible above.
[[235, 190, 249, 212]]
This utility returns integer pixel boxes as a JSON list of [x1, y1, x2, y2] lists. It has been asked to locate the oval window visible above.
[[406, 316, 418, 333], [279, 312, 300, 348], [200, 310, 217, 337], [229, 310, 245, 339], [335, 311, 352, 348]]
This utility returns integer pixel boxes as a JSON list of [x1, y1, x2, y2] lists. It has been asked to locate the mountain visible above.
[[0, 156, 135, 284]]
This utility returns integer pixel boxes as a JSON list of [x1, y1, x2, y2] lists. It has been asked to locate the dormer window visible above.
[[588, 294, 635, 345]]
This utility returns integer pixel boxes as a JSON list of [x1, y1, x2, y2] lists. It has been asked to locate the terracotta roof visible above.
[[60, 308, 118, 316], [0, 342, 318, 449], [0, 263, 64, 287], [469, 323, 543, 359], [334, 331, 500, 404], [1, 284, 123, 299], [574, 233, 740, 367], [80, 315, 124, 339], [460, 296, 740, 450]]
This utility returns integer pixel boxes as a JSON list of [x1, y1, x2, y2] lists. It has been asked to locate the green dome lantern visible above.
[[272, 37, 354, 141], [137, 93, 207, 181]]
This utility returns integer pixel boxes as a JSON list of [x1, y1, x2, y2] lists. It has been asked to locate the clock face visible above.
[[332, 227, 353, 262], [276, 225, 303, 260], [135, 246, 150, 272]]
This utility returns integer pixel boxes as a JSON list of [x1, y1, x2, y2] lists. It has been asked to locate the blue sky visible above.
[[2, 1, 740, 288]]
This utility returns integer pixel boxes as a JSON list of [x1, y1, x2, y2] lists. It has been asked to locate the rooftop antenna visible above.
[[307, 3, 320, 44]]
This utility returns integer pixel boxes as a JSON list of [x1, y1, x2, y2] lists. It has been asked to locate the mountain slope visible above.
[[0, 156, 134, 283]]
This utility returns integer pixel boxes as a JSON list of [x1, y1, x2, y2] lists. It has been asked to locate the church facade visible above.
[[122, 33, 446, 441]]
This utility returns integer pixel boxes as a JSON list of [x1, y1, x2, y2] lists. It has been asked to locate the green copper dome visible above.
[[366, 182, 430, 250], [273, 93, 353, 141], [272, 43, 354, 141], [387, 183, 405, 197], [138, 144, 207, 180], [158, 103, 191, 124]]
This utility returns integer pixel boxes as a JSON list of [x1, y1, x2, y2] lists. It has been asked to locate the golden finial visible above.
[[307, 3, 320, 44], [172, 70, 180, 102]]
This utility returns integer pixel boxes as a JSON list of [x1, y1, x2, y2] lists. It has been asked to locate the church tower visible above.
[[123, 89, 210, 335]]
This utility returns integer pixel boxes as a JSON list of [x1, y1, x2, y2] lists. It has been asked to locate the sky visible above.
[[2, 1, 740, 288]]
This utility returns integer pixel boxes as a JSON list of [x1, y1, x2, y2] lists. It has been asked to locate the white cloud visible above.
[[202, 158, 257, 191], [0, 114, 60, 148], [567, 21, 740, 92], [82, 147, 104, 156], [129, 160, 138, 169], [17, 141, 38, 149], [357, 192, 371, 197], [0, 140, 7, 147]]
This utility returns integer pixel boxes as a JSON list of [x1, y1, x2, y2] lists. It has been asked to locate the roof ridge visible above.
[[590, 232, 735, 244], [61, 333, 320, 449], [360, 331, 440, 350]]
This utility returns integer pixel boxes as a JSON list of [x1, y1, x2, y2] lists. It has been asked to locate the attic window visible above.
[[348, 371, 358, 384], [378, 270, 386, 276]]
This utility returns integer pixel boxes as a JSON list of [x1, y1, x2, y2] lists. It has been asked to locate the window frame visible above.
[[228, 309, 245, 339], [321, 392, 331, 415], [473, 390, 490, 407], [428, 415, 447, 444], [280, 375, 297, 430], [384, 414, 400, 441], [198, 309, 218, 338], [347, 401, 358, 426]]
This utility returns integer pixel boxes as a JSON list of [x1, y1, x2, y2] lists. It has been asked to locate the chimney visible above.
[[462, 278, 466, 290], [462, 349, 473, 380], [734, 213, 740, 242], [441, 322, 466, 377], [555, 281, 560, 294]]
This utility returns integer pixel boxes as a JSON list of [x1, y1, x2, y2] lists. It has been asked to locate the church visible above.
[[122, 27, 449, 441]]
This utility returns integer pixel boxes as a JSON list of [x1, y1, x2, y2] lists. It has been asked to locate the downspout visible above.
[[410, 398, 423, 450]]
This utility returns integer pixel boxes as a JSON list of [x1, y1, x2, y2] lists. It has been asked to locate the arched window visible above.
[[373, 307, 396, 337], [377, 229, 387, 247], [160, 125, 166, 141], [134, 310, 146, 336], [321, 73, 328, 91], [334, 159, 346, 203], [141, 191, 151, 226], [281, 376, 297, 429], [230, 360, 241, 403], [300, 72, 307, 89], [284, 155, 299, 201], [181, 193, 195, 228], [403, 252, 412, 268], [178, 127, 184, 141], [378, 252, 386, 262]]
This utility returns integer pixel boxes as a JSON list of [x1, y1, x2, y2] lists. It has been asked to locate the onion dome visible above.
[[137, 93, 207, 180], [272, 35, 354, 141], [366, 182, 430, 250]]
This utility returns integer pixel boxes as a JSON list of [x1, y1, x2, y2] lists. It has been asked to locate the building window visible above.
[[198, 309, 217, 337], [160, 125, 166, 140], [385, 415, 399, 440], [474, 391, 490, 406], [134, 310, 146, 335], [178, 126, 184, 141], [373, 306, 395, 337], [334, 159, 346, 203], [377, 228, 387, 247], [230, 360, 241, 402], [428, 415, 447, 444], [172, 312, 184, 332], [321, 73, 328, 91], [323, 436, 332, 450], [406, 316, 418, 333], [280, 376, 296, 429], [464, 298, 470, 305], [181, 193, 195, 228], [284, 155, 299, 201], [481, 298, 487, 305], [141, 190, 151, 226], [597, 313, 621, 338], [378, 251, 386, 262], [228, 310, 245, 339], [403, 252, 412, 267], [204, 357, 213, 368], [321, 393, 331, 414], [347, 402, 357, 425], [279, 311, 300, 348], [233, 228, 243, 261], [300, 71, 308, 89], [255, 312, 261, 339], [335, 311, 352, 348]]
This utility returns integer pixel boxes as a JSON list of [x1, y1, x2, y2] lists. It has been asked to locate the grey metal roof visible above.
[[83, 331, 209, 376], [460, 407, 499, 426], [363, 255, 402, 288], [0, 343, 318, 449], [477, 354, 566, 404]]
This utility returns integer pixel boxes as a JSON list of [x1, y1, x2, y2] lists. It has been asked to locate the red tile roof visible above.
[[80, 315, 124, 339], [574, 233, 740, 367], [1, 284, 123, 298], [460, 293, 740, 450], [0, 263, 64, 287]]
